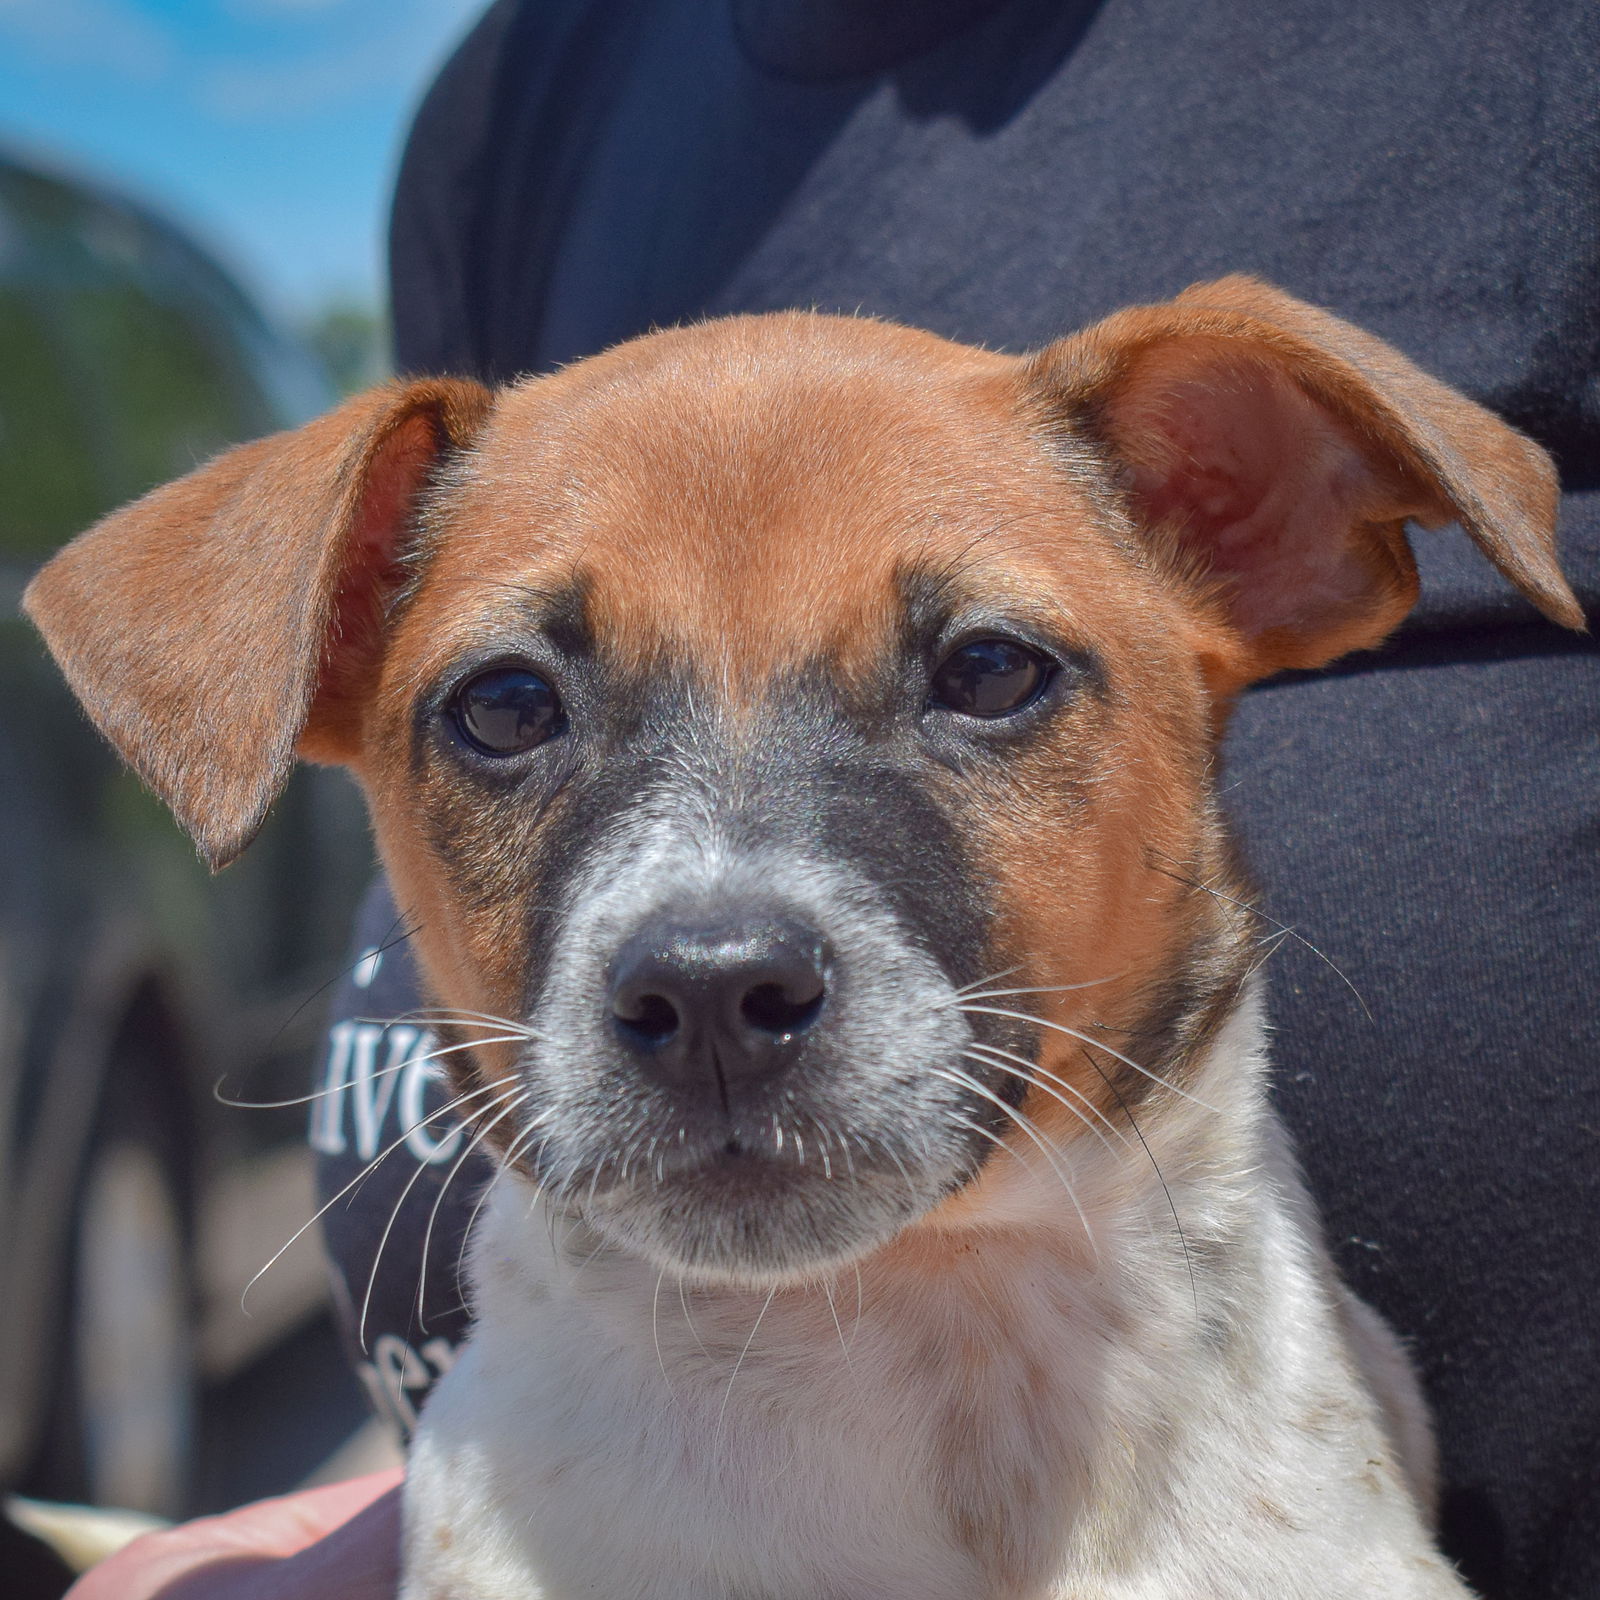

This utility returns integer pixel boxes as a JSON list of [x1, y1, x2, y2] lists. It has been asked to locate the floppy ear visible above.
[[24, 377, 492, 869], [1030, 275, 1582, 689]]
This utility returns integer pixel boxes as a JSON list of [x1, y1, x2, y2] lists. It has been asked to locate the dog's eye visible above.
[[452, 667, 565, 755], [928, 638, 1052, 718]]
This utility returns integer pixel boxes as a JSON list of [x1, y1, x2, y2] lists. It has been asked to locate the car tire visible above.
[[30, 1063, 196, 1518]]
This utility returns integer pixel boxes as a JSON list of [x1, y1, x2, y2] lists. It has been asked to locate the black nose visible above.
[[608, 915, 830, 1101]]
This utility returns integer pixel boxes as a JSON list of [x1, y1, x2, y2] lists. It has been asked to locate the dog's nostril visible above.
[[740, 980, 824, 1040], [607, 913, 832, 1094], [615, 990, 679, 1045]]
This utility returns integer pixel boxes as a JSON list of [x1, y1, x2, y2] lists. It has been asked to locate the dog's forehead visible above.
[[411, 315, 1127, 680]]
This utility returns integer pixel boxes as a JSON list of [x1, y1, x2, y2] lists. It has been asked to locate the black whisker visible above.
[[1147, 851, 1371, 1021], [1075, 1044, 1199, 1317]]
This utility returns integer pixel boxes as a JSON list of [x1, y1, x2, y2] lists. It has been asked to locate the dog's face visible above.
[[27, 280, 1578, 1285], [362, 317, 1227, 1280]]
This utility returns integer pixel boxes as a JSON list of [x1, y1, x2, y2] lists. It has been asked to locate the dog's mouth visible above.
[[541, 1101, 987, 1286], [505, 966, 1024, 1285]]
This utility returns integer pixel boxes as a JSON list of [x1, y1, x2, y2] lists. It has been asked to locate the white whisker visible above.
[[958, 1004, 1218, 1112], [716, 1285, 778, 1442], [821, 1275, 854, 1371], [394, 1007, 538, 1037], [652, 1266, 679, 1404], [242, 1075, 512, 1312], [360, 1083, 528, 1350], [416, 1094, 539, 1330], [960, 1040, 1132, 1154], [1147, 850, 1371, 1021], [944, 974, 1122, 1006], [216, 1031, 526, 1111], [455, 1113, 549, 1288], [952, 965, 1021, 997], [929, 1064, 1098, 1263], [677, 1275, 713, 1361]]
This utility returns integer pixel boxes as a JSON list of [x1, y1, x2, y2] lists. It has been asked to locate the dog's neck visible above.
[[458, 984, 1325, 1597]]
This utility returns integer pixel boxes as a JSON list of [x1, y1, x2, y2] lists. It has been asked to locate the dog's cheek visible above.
[[356, 732, 555, 1120], [959, 667, 1235, 1140]]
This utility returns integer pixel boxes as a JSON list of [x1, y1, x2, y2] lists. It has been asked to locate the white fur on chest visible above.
[[403, 993, 1466, 1600]]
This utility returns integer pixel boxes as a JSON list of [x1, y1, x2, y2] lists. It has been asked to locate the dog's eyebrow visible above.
[[898, 564, 964, 642], [897, 563, 1106, 678], [533, 573, 594, 658], [895, 560, 1069, 641], [454, 572, 595, 657]]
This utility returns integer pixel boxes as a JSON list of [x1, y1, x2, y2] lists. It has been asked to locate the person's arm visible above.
[[66, 1471, 402, 1600]]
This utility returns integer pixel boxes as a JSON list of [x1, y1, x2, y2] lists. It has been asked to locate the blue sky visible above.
[[0, 0, 485, 322]]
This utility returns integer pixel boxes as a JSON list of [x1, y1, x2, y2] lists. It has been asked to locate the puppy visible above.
[[27, 278, 1581, 1599]]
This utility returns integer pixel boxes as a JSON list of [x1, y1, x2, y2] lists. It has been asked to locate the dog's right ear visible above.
[[24, 377, 492, 870]]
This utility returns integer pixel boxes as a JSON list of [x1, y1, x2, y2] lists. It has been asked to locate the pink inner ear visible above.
[[320, 410, 444, 694], [1121, 359, 1392, 640], [346, 411, 443, 581]]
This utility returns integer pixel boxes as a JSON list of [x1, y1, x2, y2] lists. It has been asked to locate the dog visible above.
[[26, 277, 1581, 1598]]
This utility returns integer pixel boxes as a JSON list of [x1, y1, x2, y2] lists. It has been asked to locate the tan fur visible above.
[[24, 378, 490, 867], [24, 280, 1582, 1598]]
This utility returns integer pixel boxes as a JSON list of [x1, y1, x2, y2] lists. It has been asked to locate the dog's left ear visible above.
[[1030, 275, 1583, 689], [24, 378, 492, 869]]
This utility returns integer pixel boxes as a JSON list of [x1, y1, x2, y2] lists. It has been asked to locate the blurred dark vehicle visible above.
[[0, 149, 372, 1530]]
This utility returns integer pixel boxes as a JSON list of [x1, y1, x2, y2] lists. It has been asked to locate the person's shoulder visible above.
[[408, 1, 519, 144], [402, 0, 599, 177], [390, 0, 602, 376]]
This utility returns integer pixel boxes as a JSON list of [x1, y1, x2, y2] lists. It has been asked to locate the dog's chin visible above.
[[578, 1150, 959, 1287]]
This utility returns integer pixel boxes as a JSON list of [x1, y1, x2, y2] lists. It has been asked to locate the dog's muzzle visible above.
[[517, 846, 1002, 1283]]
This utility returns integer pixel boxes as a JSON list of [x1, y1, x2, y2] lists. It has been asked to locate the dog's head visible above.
[[28, 279, 1579, 1284]]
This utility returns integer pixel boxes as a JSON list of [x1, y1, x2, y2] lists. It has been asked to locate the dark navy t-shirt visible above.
[[316, 5, 1600, 1595]]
